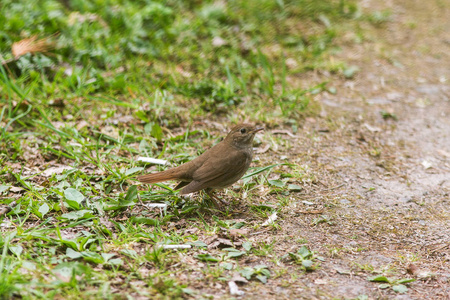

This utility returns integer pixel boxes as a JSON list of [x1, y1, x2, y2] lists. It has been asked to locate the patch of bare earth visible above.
[[204, 1, 449, 299]]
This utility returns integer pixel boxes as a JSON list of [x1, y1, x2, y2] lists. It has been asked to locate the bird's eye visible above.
[[240, 128, 246, 134]]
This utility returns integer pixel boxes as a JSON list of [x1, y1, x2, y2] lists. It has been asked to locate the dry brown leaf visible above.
[[10, 187, 24, 193], [42, 165, 72, 177], [229, 228, 249, 238], [12, 34, 56, 58], [230, 273, 249, 283], [208, 238, 233, 249], [204, 235, 218, 245], [76, 120, 89, 131]]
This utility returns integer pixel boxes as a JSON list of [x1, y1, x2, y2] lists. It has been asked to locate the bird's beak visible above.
[[252, 126, 264, 133]]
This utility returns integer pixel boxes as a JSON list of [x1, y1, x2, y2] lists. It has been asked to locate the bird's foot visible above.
[[205, 189, 228, 207]]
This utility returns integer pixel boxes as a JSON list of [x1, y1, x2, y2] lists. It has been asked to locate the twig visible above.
[[296, 210, 324, 214], [250, 230, 269, 236], [271, 129, 297, 138], [318, 183, 345, 192]]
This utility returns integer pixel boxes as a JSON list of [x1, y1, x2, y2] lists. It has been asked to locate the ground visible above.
[[1, 0, 449, 299], [236, 0, 450, 298]]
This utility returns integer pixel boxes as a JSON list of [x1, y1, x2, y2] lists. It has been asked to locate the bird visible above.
[[138, 123, 264, 206]]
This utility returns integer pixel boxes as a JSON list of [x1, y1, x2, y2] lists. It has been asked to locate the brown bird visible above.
[[138, 124, 264, 206]]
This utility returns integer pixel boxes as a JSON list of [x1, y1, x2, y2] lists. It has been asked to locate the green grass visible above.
[[0, 0, 381, 297]]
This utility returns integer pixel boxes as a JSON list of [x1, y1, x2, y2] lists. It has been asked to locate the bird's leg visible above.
[[204, 188, 227, 207]]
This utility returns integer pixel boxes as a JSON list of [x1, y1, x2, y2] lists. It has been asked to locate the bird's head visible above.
[[225, 123, 264, 149]]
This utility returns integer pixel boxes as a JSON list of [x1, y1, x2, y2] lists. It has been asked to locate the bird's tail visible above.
[[137, 169, 180, 184]]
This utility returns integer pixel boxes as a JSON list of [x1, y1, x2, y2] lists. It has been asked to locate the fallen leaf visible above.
[[76, 120, 89, 130], [231, 273, 249, 284], [42, 165, 72, 177], [262, 212, 277, 226], [204, 235, 218, 245], [314, 279, 327, 285], [406, 263, 419, 275], [10, 187, 24, 193], [229, 228, 249, 238], [208, 238, 234, 249]]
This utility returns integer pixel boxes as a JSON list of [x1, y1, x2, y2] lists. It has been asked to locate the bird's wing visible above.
[[180, 150, 250, 194], [179, 180, 208, 195]]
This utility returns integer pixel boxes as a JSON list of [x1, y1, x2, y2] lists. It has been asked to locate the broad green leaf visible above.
[[182, 288, 195, 295], [64, 188, 84, 203], [150, 123, 163, 141], [392, 284, 408, 293], [135, 111, 150, 122], [260, 268, 271, 277], [81, 251, 104, 264], [220, 262, 233, 270], [268, 180, 285, 187], [242, 241, 252, 251], [9, 245, 23, 257], [194, 254, 220, 262], [188, 241, 208, 248], [125, 167, 144, 176], [53, 266, 74, 282], [0, 185, 10, 194], [227, 251, 246, 258], [58, 239, 79, 251], [60, 210, 94, 221], [130, 217, 159, 226], [239, 267, 255, 279], [231, 222, 245, 229], [124, 185, 138, 202], [368, 275, 390, 283], [396, 278, 416, 284], [21, 261, 36, 270], [121, 249, 138, 257], [66, 248, 82, 259], [101, 253, 116, 262], [38, 203, 50, 217], [65, 199, 80, 210], [288, 184, 303, 191], [144, 122, 163, 141], [222, 247, 239, 252], [298, 246, 312, 258], [378, 283, 391, 289], [108, 258, 123, 265], [343, 65, 359, 79], [254, 264, 268, 270], [302, 260, 314, 270], [289, 252, 301, 261], [256, 274, 267, 283], [180, 206, 197, 214]]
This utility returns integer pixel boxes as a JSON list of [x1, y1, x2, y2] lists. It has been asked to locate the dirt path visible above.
[[244, 1, 449, 299]]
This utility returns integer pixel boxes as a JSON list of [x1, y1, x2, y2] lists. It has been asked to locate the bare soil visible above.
[[207, 1, 449, 299]]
